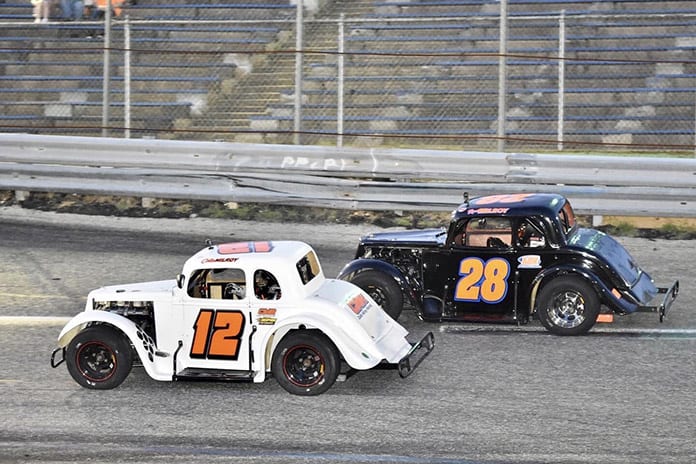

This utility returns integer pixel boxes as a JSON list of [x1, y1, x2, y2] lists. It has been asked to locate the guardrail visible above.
[[1, 133, 695, 217]]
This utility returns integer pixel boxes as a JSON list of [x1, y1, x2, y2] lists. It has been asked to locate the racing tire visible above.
[[349, 270, 404, 320], [271, 331, 340, 396], [537, 276, 601, 336], [65, 325, 133, 389]]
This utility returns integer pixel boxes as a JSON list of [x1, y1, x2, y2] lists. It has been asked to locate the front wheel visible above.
[[348, 270, 404, 320], [536, 276, 600, 336], [271, 331, 340, 396], [65, 326, 133, 389]]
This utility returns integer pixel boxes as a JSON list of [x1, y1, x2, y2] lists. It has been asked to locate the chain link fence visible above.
[[2, 6, 696, 153]]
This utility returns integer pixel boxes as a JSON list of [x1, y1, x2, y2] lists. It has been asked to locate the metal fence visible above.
[[2, 3, 696, 153]]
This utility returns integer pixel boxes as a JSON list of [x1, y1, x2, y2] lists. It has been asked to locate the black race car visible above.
[[338, 193, 679, 335]]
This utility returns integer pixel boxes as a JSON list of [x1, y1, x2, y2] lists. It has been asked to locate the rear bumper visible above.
[[636, 280, 679, 322], [397, 332, 435, 378]]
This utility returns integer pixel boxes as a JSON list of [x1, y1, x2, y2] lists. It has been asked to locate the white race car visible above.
[[51, 240, 433, 395]]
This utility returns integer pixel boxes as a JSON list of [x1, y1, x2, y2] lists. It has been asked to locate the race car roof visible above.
[[183, 240, 317, 273], [453, 193, 568, 221]]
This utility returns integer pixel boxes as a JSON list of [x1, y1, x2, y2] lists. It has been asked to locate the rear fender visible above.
[[530, 265, 637, 315], [258, 316, 388, 377], [56, 311, 172, 381], [337, 258, 420, 309]]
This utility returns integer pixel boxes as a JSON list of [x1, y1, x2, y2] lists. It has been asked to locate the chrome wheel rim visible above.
[[546, 290, 586, 329]]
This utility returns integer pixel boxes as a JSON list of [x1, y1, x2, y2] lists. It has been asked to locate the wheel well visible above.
[[340, 258, 415, 301], [83, 322, 141, 360], [263, 327, 341, 371]]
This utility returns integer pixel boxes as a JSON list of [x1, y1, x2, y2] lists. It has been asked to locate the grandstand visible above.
[[1, 0, 696, 150]]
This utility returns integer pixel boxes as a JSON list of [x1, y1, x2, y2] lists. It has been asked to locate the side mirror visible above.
[[176, 274, 185, 289]]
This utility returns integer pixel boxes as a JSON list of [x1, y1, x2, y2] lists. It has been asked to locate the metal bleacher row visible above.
[[1, 0, 696, 148], [0, 0, 286, 134]]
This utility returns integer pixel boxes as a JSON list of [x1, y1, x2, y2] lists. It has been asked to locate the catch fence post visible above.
[[101, 0, 113, 137], [294, 0, 304, 145], [497, 0, 508, 152], [337, 14, 345, 148]]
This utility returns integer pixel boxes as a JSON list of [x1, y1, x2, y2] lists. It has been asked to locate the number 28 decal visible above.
[[191, 309, 245, 360], [454, 257, 510, 304]]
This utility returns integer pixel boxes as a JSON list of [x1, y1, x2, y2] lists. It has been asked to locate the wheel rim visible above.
[[282, 345, 325, 388], [76, 341, 117, 382], [546, 290, 586, 329]]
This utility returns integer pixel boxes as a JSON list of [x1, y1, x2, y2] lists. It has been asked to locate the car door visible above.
[[178, 266, 253, 373], [428, 216, 520, 321]]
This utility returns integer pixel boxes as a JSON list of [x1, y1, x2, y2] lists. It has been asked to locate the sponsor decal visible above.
[[257, 307, 277, 325], [346, 293, 371, 319], [517, 255, 542, 269]]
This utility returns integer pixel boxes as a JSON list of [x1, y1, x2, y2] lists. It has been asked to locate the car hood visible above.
[[567, 228, 657, 303], [360, 227, 447, 247], [88, 279, 177, 302]]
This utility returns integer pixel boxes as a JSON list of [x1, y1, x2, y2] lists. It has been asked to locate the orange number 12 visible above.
[[191, 309, 245, 360]]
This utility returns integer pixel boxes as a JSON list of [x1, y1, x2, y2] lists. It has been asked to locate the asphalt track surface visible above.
[[1, 207, 695, 464]]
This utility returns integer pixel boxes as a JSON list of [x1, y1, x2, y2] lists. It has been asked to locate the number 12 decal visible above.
[[191, 309, 245, 360], [455, 257, 510, 304]]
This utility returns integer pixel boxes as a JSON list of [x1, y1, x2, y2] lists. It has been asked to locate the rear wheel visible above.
[[65, 326, 133, 389], [272, 331, 340, 396], [537, 276, 600, 336], [349, 270, 404, 320]]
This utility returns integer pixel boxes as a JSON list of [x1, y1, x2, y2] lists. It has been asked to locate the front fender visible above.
[[56, 311, 134, 347], [530, 265, 638, 315], [55, 311, 172, 381], [337, 258, 419, 308]]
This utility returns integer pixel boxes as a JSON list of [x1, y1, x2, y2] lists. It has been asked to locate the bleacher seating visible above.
[[0, 8, 287, 137], [2, 0, 696, 149]]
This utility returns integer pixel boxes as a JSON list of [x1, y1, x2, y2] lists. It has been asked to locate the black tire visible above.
[[65, 326, 133, 389], [537, 276, 601, 336], [349, 270, 404, 320], [271, 331, 340, 396]]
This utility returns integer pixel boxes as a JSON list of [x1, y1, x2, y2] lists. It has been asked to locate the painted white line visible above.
[[440, 324, 696, 336], [588, 327, 696, 335], [0, 316, 71, 326], [0, 292, 73, 300]]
